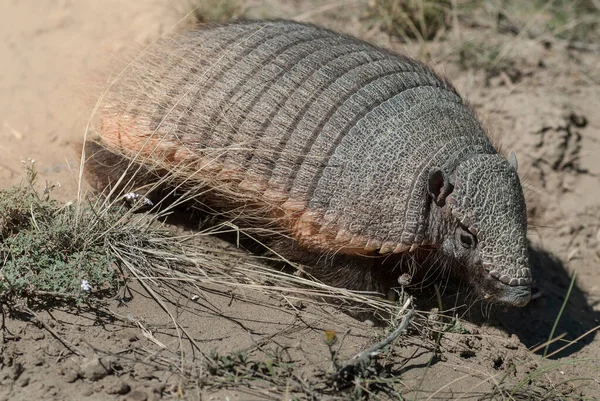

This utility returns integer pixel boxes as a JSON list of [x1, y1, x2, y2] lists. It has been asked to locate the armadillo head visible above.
[[428, 153, 531, 306]]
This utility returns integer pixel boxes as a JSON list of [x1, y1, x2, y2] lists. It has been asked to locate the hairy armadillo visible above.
[[85, 20, 531, 306]]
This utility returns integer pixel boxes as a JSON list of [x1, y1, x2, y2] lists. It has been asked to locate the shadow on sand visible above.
[[119, 181, 600, 360], [489, 245, 599, 358], [431, 245, 600, 359]]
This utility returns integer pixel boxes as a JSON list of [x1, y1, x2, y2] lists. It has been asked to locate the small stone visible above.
[[93, 382, 105, 393], [505, 334, 520, 350], [117, 329, 140, 343], [103, 376, 131, 395], [71, 335, 82, 346], [11, 362, 24, 381], [290, 300, 305, 310], [133, 363, 155, 380], [557, 225, 576, 237], [152, 383, 166, 396], [81, 387, 94, 396], [29, 330, 45, 341], [126, 390, 148, 401], [2, 354, 14, 368], [569, 112, 587, 128], [80, 357, 112, 381], [63, 370, 80, 383], [165, 383, 179, 394], [17, 376, 30, 387]]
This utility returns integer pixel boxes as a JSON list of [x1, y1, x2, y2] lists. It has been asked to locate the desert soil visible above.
[[1, 0, 599, 400]]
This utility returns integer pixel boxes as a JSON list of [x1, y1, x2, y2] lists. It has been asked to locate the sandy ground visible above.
[[1, 0, 599, 400], [0, 0, 187, 196]]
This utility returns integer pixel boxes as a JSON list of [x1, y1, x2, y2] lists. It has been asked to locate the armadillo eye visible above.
[[460, 233, 474, 249]]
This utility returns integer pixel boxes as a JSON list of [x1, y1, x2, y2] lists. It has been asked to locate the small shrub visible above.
[[190, 0, 246, 23], [0, 162, 132, 302], [500, 0, 599, 41], [456, 39, 516, 79], [365, 0, 452, 41]]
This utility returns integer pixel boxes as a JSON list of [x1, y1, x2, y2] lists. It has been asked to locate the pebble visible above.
[[133, 363, 155, 380], [103, 376, 131, 395], [126, 390, 148, 401], [27, 330, 46, 341], [81, 387, 94, 397], [63, 369, 79, 383], [11, 362, 24, 381], [17, 376, 30, 387], [80, 357, 112, 381], [117, 328, 140, 343]]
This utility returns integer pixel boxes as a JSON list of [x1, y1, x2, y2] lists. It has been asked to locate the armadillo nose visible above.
[[496, 284, 531, 307]]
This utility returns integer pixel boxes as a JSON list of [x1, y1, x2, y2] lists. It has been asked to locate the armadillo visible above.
[[85, 20, 531, 306]]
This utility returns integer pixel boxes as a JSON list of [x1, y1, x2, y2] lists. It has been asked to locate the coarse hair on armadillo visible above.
[[85, 19, 530, 304], [90, 19, 486, 244]]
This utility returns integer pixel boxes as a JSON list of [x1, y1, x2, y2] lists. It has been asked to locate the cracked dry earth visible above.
[[1, 0, 599, 400]]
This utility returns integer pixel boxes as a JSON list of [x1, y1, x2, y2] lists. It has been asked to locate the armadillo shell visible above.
[[90, 20, 496, 255]]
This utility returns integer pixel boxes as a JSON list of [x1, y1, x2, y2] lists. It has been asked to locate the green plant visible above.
[[456, 38, 515, 78], [501, 0, 600, 41], [0, 161, 136, 302], [365, 0, 452, 42], [205, 348, 295, 386], [190, 0, 246, 23]]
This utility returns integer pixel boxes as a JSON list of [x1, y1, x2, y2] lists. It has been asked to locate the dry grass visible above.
[[364, 0, 452, 42], [189, 0, 246, 23]]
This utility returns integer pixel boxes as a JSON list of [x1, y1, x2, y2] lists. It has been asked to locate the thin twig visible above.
[[345, 296, 414, 366]]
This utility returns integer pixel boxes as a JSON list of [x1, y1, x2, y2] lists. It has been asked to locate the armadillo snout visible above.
[[485, 280, 531, 307], [470, 260, 531, 306], [444, 154, 531, 306]]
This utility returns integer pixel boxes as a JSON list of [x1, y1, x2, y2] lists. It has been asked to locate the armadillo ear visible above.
[[428, 168, 454, 207], [508, 151, 518, 171]]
